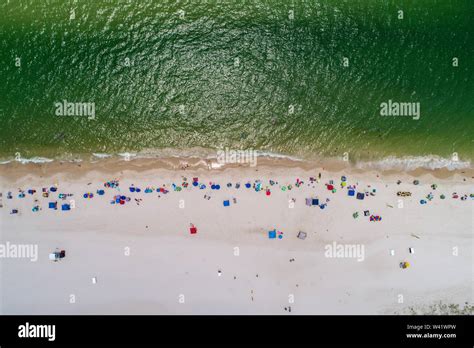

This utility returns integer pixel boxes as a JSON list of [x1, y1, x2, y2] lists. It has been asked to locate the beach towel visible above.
[[223, 200, 230, 207]]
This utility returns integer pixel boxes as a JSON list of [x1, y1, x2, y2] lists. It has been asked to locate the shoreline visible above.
[[0, 154, 473, 184]]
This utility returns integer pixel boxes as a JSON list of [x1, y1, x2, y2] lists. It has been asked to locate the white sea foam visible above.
[[0, 152, 471, 171], [2, 157, 55, 164], [92, 153, 112, 159], [355, 156, 471, 171]]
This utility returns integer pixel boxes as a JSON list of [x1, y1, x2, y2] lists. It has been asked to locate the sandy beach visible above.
[[0, 158, 472, 315]]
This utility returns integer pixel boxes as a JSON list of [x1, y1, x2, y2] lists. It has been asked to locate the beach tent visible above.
[[312, 198, 319, 206], [223, 200, 230, 207], [348, 189, 355, 197], [61, 204, 71, 211], [48, 202, 57, 210], [305, 198, 312, 206], [97, 189, 105, 195], [190, 226, 197, 234], [297, 231, 307, 240], [268, 230, 277, 239], [356, 193, 365, 200]]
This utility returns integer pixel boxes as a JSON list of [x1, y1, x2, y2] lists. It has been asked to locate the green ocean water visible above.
[[0, 0, 473, 166]]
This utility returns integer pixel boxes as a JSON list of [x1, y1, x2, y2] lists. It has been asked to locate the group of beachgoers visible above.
[[3, 174, 472, 218]]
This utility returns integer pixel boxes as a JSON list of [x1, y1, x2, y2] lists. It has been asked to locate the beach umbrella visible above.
[[245, 183, 251, 188], [193, 181, 199, 187]]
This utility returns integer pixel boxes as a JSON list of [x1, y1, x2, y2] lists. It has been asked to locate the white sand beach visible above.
[[0, 159, 472, 314]]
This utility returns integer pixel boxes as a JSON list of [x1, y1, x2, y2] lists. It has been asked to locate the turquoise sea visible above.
[[0, 0, 472, 169]]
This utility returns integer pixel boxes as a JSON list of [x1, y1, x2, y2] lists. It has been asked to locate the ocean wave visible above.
[[355, 156, 471, 171], [0, 151, 471, 171], [92, 153, 113, 159], [0, 157, 55, 165]]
